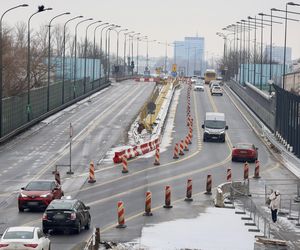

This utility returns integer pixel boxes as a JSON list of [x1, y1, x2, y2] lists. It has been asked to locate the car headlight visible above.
[[40, 193, 51, 198], [19, 193, 28, 198], [220, 131, 225, 134]]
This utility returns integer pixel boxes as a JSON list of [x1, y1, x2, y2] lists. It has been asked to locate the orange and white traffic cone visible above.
[[205, 174, 212, 195], [116, 201, 126, 228], [173, 143, 179, 159], [54, 171, 61, 185], [226, 168, 232, 182], [184, 137, 189, 151], [88, 161, 96, 183], [143, 191, 153, 216], [179, 140, 185, 156], [122, 156, 129, 173], [154, 147, 160, 166], [185, 179, 193, 202], [254, 160, 261, 179], [163, 186, 173, 208], [244, 162, 249, 180]]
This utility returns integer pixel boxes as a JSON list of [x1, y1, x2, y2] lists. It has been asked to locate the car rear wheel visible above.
[[231, 157, 235, 162], [18, 206, 24, 212], [43, 228, 48, 234], [48, 243, 51, 250]]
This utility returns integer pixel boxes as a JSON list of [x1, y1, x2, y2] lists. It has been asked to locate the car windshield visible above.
[[25, 181, 52, 191], [205, 120, 225, 129], [47, 200, 74, 210], [3, 231, 34, 239], [236, 144, 252, 149], [213, 86, 221, 90]]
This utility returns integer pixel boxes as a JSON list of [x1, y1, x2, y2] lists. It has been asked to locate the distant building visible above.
[[264, 46, 292, 64], [174, 36, 205, 76]]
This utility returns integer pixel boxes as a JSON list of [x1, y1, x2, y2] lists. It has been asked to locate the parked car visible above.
[[194, 80, 204, 91], [42, 198, 91, 234], [18, 180, 64, 212], [211, 86, 223, 96], [231, 143, 258, 162], [0, 226, 50, 250]]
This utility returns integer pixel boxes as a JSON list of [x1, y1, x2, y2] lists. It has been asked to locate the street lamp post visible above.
[[130, 33, 140, 75], [84, 20, 101, 94], [47, 12, 70, 112], [62, 15, 83, 104], [73, 18, 93, 99], [99, 24, 113, 83], [123, 31, 134, 76], [136, 36, 147, 75], [27, 6, 52, 122], [0, 3, 28, 137], [92, 22, 108, 84], [107, 26, 120, 80], [116, 29, 128, 71], [272, 3, 300, 89]]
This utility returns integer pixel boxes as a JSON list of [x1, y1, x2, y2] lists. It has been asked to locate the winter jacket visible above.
[[269, 191, 280, 210]]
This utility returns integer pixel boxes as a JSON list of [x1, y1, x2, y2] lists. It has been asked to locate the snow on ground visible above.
[[131, 207, 260, 250]]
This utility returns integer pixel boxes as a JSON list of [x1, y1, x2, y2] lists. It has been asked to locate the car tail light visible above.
[[42, 213, 48, 220], [70, 212, 76, 220], [23, 244, 38, 248], [0, 244, 9, 248]]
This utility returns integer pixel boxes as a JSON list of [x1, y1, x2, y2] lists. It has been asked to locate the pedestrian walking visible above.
[[269, 190, 280, 223]]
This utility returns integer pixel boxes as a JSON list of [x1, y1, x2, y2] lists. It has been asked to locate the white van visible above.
[[202, 112, 228, 142]]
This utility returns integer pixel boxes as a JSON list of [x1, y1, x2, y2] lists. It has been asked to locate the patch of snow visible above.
[[133, 207, 260, 250]]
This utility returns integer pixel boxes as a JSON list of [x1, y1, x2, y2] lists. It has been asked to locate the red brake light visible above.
[[0, 244, 9, 248], [42, 213, 48, 220], [23, 244, 38, 248], [70, 212, 76, 220]]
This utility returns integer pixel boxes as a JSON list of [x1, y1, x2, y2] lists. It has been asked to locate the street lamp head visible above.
[[78, 15, 84, 18], [21, 4, 29, 7], [45, 8, 53, 11], [288, 2, 300, 6], [65, 12, 71, 15]]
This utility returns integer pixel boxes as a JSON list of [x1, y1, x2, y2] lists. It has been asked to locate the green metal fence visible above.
[[2, 77, 108, 138]]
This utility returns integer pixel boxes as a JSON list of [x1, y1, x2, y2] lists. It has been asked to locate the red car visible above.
[[18, 180, 64, 212], [231, 143, 258, 162]]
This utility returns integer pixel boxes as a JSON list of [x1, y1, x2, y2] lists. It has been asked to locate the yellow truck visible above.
[[204, 69, 216, 84]]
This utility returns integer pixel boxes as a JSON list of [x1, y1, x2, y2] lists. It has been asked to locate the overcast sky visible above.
[[2, 0, 300, 60]]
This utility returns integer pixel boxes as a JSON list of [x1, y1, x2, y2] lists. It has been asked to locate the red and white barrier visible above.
[[113, 138, 160, 163], [135, 77, 158, 82]]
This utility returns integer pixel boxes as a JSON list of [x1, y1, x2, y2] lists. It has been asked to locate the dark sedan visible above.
[[42, 198, 91, 234]]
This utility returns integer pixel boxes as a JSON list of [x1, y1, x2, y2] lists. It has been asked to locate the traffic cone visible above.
[[116, 201, 126, 228], [185, 179, 193, 202], [205, 175, 212, 195], [253, 160, 261, 178], [88, 161, 96, 183], [163, 186, 173, 208], [173, 143, 179, 159], [154, 147, 160, 165], [143, 191, 153, 216], [244, 162, 249, 180], [122, 156, 129, 173]]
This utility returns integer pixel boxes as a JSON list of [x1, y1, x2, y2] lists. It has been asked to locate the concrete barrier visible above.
[[214, 181, 249, 207]]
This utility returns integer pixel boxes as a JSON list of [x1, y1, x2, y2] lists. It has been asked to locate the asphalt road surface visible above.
[[0, 80, 297, 250]]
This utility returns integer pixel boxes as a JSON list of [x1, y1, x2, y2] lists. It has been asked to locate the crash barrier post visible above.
[[185, 179, 193, 202], [253, 160, 261, 179], [122, 156, 128, 173], [54, 171, 61, 185], [116, 201, 126, 228], [205, 175, 212, 195], [179, 140, 185, 156], [227, 168, 232, 182], [296, 204, 300, 227], [93, 227, 100, 250], [244, 162, 249, 180], [164, 186, 173, 208], [184, 137, 189, 151], [88, 161, 96, 183], [144, 191, 153, 216], [154, 147, 160, 166], [295, 181, 300, 203], [173, 143, 179, 159]]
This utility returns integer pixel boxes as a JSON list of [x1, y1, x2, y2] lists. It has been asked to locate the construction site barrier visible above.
[[88, 161, 96, 183], [116, 201, 126, 228], [54, 171, 61, 185], [144, 191, 153, 216], [254, 160, 261, 179], [205, 174, 212, 195], [185, 179, 193, 202], [113, 138, 160, 163], [163, 186, 173, 208]]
